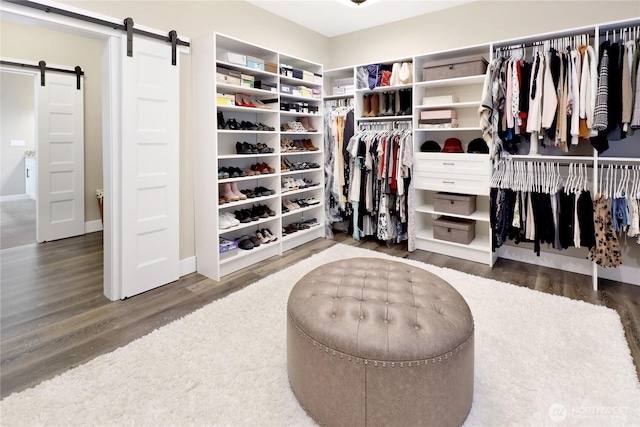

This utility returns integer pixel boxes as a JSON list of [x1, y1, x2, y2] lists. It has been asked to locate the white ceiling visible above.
[[246, 0, 476, 38]]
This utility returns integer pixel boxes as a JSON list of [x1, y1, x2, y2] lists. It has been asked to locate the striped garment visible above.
[[592, 50, 609, 132]]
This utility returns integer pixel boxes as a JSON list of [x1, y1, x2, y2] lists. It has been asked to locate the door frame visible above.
[[1, 0, 187, 300]]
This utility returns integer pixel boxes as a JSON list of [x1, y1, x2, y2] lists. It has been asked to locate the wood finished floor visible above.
[[1, 231, 639, 399], [0, 199, 36, 250]]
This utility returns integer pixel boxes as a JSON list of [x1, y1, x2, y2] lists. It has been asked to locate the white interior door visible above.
[[120, 36, 179, 298], [37, 71, 85, 242]]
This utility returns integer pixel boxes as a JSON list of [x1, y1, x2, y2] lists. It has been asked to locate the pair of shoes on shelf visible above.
[[235, 93, 256, 108], [298, 117, 317, 132], [282, 177, 299, 192], [219, 212, 240, 229], [255, 186, 275, 196], [219, 167, 246, 178], [234, 209, 258, 223], [252, 204, 275, 218], [303, 178, 319, 187], [281, 121, 307, 133], [283, 199, 301, 211], [251, 162, 275, 174], [237, 235, 259, 250], [256, 228, 277, 243], [220, 182, 247, 202]]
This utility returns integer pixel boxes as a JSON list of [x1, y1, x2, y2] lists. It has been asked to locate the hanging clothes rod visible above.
[[493, 30, 595, 52]]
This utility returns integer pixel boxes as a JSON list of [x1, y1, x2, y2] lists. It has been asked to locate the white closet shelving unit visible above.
[[322, 17, 640, 289], [412, 44, 495, 266], [193, 33, 324, 281]]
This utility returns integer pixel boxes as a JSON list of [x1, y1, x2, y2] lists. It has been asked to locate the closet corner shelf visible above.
[[216, 83, 279, 97], [416, 203, 490, 222], [216, 60, 279, 79], [414, 74, 485, 88], [415, 101, 481, 110]]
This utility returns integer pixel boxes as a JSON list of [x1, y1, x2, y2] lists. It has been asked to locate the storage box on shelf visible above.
[[193, 32, 324, 281], [323, 68, 356, 100]]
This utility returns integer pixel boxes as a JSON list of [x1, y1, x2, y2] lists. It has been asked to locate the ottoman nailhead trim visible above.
[[288, 312, 474, 368]]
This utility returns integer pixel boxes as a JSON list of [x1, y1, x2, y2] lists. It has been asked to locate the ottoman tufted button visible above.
[[287, 258, 474, 427]]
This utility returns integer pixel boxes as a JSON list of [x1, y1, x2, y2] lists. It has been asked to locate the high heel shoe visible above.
[[242, 93, 256, 108]]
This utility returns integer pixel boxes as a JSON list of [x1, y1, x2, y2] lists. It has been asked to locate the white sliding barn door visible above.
[[37, 72, 85, 242], [120, 36, 180, 298]]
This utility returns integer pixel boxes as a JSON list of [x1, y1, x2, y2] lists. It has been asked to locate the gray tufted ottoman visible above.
[[287, 257, 474, 427]]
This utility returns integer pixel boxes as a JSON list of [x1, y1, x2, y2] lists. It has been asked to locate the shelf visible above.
[[218, 153, 279, 160], [218, 130, 277, 134], [218, 215, 278, 234], [414, 75, 485, 88], [219, 240, 279, 266], [280, 93, 323, 102], [280, 131, 322, 136], [415, 101, 481, 110], [217, 83, 279, 97], [281, 202, 324, 218], [414, 127, 481, 132], [280, 150, 323, 156], [281, 184, 322, 196], [280, 75, 322, 88], [415, 204, 490, 222], [281, 222, 324, 241], [356, 83, 413, 93], [508, 155, 594, 162], [324, 94, 355, 100], [416, 228, 490, 252], [216, 60, 279, 79], [219, 194, 279, 210], [281, 168, 322, 176], [358, 115, 412, 122], [217, 104, 279, 114], [219, 174, 277, 183], [280, 111, 322, 118]]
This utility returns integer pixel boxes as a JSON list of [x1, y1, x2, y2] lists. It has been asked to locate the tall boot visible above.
[[217, 111, 226, 129], [362, 94, 371, 118], [394, 90, 401, 116], [378, 92, 388, 117], [403, 89, 413, 115], [386, 91, 396, 116], [369, 93, 380, 117]]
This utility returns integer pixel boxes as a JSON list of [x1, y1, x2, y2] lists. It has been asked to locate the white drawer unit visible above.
[[413, 170, 490, 195], [414, 153, 490, 176]]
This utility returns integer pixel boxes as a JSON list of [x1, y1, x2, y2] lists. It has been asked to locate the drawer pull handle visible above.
[[443, 181, 455, 184], [442, 162, 455, 166]]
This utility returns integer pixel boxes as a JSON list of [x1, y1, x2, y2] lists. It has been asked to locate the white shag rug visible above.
[[2, 244, 639, 426]]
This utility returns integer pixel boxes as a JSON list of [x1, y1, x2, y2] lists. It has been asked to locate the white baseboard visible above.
[[0, 194, 30, 202], [180, 256, 197, 277], [497, 245, 593, 276], [85, 220, 103, 233], [497, 245, 639, 287]]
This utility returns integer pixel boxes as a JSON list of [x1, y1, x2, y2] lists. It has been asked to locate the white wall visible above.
[[0, 21, 103, 219], [0, 72, 35, 197], [328, 1, 640, 69]]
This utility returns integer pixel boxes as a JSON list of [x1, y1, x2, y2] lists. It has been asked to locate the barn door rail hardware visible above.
[[0, 59, 84, 89]]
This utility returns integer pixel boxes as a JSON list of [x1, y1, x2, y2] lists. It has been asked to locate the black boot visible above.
[[386, 91, 396, 116], [378, 92, 388, 117], [217, 111, 226, 129]]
